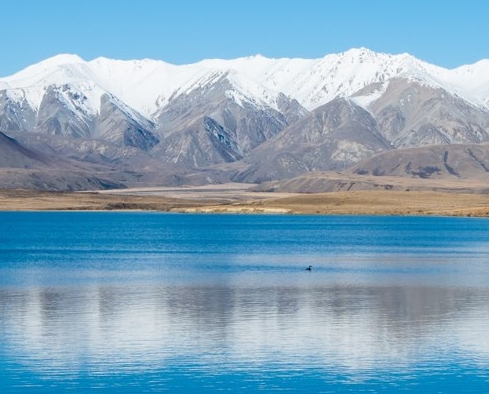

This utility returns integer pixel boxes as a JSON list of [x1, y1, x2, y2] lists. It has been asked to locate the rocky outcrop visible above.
[[0, 91, 37, 132], [34, 85, 95, 138], [98, 94, 159, 151], [232, 98, 391, 182]]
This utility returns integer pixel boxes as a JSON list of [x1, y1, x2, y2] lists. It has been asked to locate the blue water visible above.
[[1, 212, 489, 393]]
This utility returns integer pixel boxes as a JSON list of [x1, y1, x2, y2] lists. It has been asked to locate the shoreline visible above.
[[2, 186, 489, 217]]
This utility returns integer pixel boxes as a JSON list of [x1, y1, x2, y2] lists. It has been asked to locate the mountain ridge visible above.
[[1, 48, 489, 191], [2, 48, 489, 117]]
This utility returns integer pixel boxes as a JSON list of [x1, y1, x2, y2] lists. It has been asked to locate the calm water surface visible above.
[[1, 212, 489, 392]]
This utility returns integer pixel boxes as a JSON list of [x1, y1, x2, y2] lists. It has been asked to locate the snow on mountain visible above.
[[87, 57, 209, 117], [0, 54, 104, 114], [442, 59, 489, 105], [87, 56, 292, 115], [1, 48, 489, 120], [167, 48, 489, 111], [249, 48, 488, 111], [1, 54, 86, 87], [349, 81, 390, 109]]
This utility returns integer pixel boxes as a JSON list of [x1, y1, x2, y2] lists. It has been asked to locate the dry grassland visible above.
[[2, 187, 489, 217]]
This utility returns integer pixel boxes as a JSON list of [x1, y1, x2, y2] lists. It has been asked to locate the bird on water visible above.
[[306, 265, 312, 271]]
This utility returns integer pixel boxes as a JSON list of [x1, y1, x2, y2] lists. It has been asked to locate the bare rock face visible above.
[[0, 91, 37, 132], [98, 94, 159, 151], [232, 98, 391, 183], [35, 85, 95, 138], [360, 79, 489, 147]]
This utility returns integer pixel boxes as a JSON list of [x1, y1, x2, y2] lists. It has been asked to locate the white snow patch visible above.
[[350, 81, 390, 109]]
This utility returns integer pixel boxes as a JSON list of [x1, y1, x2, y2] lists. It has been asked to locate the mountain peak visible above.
[[31, 54, 86, 69], [341, 47, 377, 57], [2, 53, 88, 85]]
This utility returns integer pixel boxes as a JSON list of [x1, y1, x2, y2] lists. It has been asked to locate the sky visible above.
[[1, 0, 488, 77]]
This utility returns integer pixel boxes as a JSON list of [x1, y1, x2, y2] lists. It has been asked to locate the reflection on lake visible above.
[[1, 213, 489, 392]]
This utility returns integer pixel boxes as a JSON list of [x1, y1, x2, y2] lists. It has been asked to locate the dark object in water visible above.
[[306, 265, 312, 271]]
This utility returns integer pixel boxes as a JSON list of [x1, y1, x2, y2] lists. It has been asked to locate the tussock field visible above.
[[2, 186, 489, 217], [0, 189, 195, 212], [245, 191, 489, 216]]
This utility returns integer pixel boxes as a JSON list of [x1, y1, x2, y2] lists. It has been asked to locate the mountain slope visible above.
[[98, 94, 159, 150], [231, 98, 391, 183], [0, 131, 51, 168], [352, 79, 489, 148], [351, 143, 489, 179], [0, 130, 129, 190], [152, 72, 306, 166], [251, 142, 489, 194], [0, 49, 489, 191]]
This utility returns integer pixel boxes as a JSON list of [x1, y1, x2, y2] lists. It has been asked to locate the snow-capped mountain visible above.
[[2, 48, 489, 117], [1, 48, 489, 190]]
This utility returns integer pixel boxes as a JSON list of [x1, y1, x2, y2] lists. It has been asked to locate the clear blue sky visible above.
[[1, 0, 487, 77]]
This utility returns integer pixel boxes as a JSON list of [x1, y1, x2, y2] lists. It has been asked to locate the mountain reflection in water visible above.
[[2, 282, 489, 375]]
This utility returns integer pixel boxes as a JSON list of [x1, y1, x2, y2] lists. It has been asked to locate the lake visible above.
[[1, 212, 489, 393]]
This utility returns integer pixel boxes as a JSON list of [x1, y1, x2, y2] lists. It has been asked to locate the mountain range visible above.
[[1, 47, 489, 191]]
